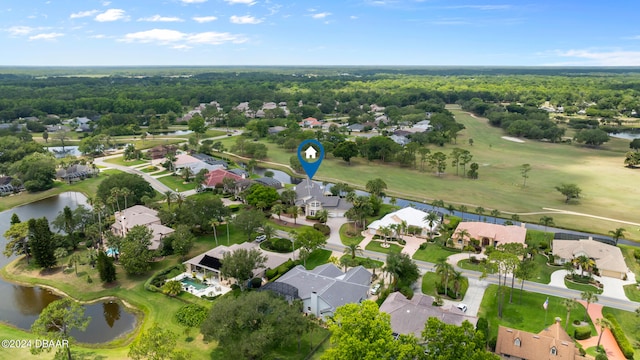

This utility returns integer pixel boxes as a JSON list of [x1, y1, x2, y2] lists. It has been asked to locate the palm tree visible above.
[[490, 209, 500, 224], [451, 270, 464, 299], [453, 229, 471, 249], [379, 226, 392, 246], [162, 280, 183, 297], [399, 220, 408, 239], [458, 205, 468, 220], [317, 209, 329, 224], [209, 219, 219, 245], [609, 227, 626, 245], [446, 204, 456, 216], [475, 206, 485, 220], [562, 298, 578, 330], [164, 190, 175, 209], [182, 166, 193, 182], [120, 187, 132, 210], [435, 260, 454, 297], [432, 199, 445, 210], [573, 255, 596, 277], [272, 203, 286, 220], [262, 224, 276, 242], [288, 205, 302, 224], [596, 317, 613, 349], [539, 216, 554, 231], [110, 187, 122, 211], [423, 212, 439, 241], [175, 193, 186, 208], [343, 243, 363, 260], [581, 291, 599, 322]]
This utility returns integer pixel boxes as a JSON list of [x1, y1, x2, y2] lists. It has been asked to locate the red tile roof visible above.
[[203, 169, 244, 188]]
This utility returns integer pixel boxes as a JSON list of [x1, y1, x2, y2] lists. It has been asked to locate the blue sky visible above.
[[1, 0, 640, 66]]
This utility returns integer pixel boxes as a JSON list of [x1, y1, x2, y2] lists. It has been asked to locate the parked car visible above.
[[369, 283, 381, 295], [254, 235, 267, 243], [456, 303, 468, 313]]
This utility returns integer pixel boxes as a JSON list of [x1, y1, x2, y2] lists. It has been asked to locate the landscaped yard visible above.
[[157, 175, 196, 192], [601, 307, 640, 359], [564, 278, 603, 294], [478, 285, 595, 341], [365, 241, 402, 254], [339, 255, 384, 270], [525, 229, 554, 249], [340, 223, 364, 246], [623, 283, 640, 302], [412, 243, 462, 263], [104, 157, 149, 167], [529, 254, 559, 284], [421, 272, 468, 300], [304, 249, 332, 270], [457, 258, 489, 272]]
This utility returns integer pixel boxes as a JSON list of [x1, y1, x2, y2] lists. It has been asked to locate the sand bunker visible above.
[[501, 136, 525, 143]]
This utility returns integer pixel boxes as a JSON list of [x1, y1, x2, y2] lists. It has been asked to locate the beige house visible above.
[[495, 319, 589, 360], [552, 239, 628, 279], [111, 205, 174, 250], [452, 222, 526, 249]]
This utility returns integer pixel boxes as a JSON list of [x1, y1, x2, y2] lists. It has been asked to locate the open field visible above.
[[216, 106, 640, 240]]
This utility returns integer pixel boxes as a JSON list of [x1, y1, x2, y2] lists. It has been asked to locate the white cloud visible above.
[[193, 16, 218, 23], [70, 10, 99, 19], [138, 15, 184, 22], [6, 25, 35, 36], [173, 44, 192, 50], [29, 32, 64, 41], [102, 1, 111, 6], [554, 49, 640, 66], [181, 0, 207, 3], [95, 9, 127, 22], [350, 15, 358, 20], [311, 12, 331, 19], [225, 0, 257, 5], [121, 29, 247, 47], [89, 34, 108, 39], [230, 15, 262, 24], [122, 29, 186, 43]]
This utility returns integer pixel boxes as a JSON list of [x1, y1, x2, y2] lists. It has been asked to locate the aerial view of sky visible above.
[[1, 0, 639, 66]]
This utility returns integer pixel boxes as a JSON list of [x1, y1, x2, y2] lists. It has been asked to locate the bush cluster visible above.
[[313, 223, 330, 236], [175, 304, 208, 327], [147, 265, 186, 291], [265, 259, 296, 280], [574, 326, 591, 340], [261, 238, 294, 253], [603, 314, 635, 359]]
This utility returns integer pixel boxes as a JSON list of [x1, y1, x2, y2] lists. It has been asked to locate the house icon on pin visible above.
[[304, 146, 317, 159]]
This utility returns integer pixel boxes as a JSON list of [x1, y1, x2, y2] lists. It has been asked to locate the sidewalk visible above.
[[576, 301, 625, 360]]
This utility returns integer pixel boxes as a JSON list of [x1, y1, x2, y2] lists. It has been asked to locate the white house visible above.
[[368, 207, 439, 237], [304, 146, 317, 159]]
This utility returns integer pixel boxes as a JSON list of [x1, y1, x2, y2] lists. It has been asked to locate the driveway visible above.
[[461, 278, 488, 317], [549, 270, 634, 301]]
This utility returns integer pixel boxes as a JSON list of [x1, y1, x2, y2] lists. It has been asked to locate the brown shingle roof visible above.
[[496, 321, 583, 360]]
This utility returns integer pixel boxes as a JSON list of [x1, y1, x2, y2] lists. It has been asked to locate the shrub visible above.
[[476, 318, 488, 345], [419, 242, 428, 250], [604, 314, 635, 359], [262, 238, 294, 253], [539, 241, 549, 250], [175, 304, 208, 327], [249, 277, 262, 289], [399, 285, 414, 300], [574, 326, 591, 340], [595, 353, 608, 360], [488, 337, 497, 352], [407, 225, 422, 235], [634, 249, 640, 260], [86, 275, 93, 284], [306, 215, 319, 221], [313, 223, 330, 236], [578, 347, 586, 356]]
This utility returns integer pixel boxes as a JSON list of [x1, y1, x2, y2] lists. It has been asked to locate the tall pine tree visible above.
[[28, 217, 56, 269], [96, 251, 116, 283]]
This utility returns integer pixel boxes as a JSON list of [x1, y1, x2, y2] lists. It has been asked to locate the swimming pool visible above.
[[180, 277, 208, 290]]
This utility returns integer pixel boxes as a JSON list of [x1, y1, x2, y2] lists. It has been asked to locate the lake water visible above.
[[47, 146, 82, 158], [609, 132, 640, 140], [0, 192, 137, 343]]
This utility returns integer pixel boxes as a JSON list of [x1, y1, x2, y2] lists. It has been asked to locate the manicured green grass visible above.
[[104, 157, 149, 166], [266, 219, 314, 233], [623, 284, 640, 302], [421, 272, 468, 300], [458, 258, 490, 272], [564, 278, 603, 294], [304, 249, 332, 270], [157, 175, 196, 192], [478, 285, 595, 340], [525, 229, 554, 249], [196, 223, 250, 247], [220, 107, 640, 240], [529, 254, 559, 285], [365, 241, 402, 254], [412, 243, 462, 263], [339, 255, 384, 269], [140, 165, 161, 173], [620, 244, 640, 277], [340, 223, 364, 246], [601, 307, 640, 359]]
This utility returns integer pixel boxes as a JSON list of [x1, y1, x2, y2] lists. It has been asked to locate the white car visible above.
[[254, 235, 267, 243], [457, 303, 468, 313], [369, 283, 381, 295]]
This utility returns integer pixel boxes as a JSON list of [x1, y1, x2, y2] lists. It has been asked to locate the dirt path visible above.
[[576, 301, 626, 360]]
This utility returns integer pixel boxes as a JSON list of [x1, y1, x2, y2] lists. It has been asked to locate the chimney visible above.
[[555, 317, 561, 324], [121, 216, 127, 237], [310, 291, 319, 317]]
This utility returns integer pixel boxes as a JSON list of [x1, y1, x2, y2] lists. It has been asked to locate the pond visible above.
[[0, 192, 137, 343], [609, 132, 640, 140], [254, 167, 303, 185], [47, 146, 82, 158]]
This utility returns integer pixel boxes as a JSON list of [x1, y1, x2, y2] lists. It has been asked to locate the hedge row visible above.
[[313, 223, 330, 236], [265, 259, 296, 280], [603, 313, 635, 359], [145, 264, 186, 292], [574, 326, 591, 340]]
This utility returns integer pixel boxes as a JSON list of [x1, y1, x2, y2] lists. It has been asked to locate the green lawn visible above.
[[620, 244, 640, 277], [529, 254, 559, 284], [219, 108, 640, 240], [525, 229, 554, 249], [365, 241, 402, 254], [478, 285, 595, 341], [140, 165, 161, 173], [457, 258, 489, 272], [601, 307, 640, 360], [304, 249, 332, 270], [623, 284, 640, 302], [564, 278, 603, 294], [412, 243, 462, 263], [339, 255, 384, 269], [157, 175, 196, 192], [340, 223, 364, 246], [104, 157, 149, 167], [421, 272, 468, 300]]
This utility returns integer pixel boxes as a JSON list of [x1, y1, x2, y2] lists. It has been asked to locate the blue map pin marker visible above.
[[297, 139, 324, 180]]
